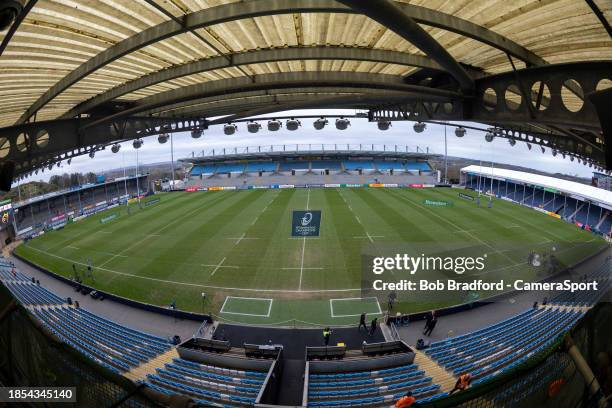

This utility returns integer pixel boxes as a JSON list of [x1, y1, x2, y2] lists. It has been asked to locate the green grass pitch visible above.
[[15, 188, 605, 326]]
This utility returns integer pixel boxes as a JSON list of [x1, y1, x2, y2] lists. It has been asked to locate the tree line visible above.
[[1, 172, 99, 202]]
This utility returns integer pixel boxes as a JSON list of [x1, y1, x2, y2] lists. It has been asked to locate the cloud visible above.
[[21, 109, 595, 183]]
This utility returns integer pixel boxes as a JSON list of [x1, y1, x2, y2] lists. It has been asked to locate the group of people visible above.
[[358, 313, 378, 336], [321, 313, 380, 346]]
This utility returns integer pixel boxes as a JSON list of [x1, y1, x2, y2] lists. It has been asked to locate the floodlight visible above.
[[455, 126, 466, 137], [224, 123, 237, 135], [286, 118, 301, 131], [133, 139, 143, 149], [158, 133, 169, 144], [89, 151, 95, 158], [313, 118, 328, 130], [377, 120, 391, 131], [336, 117, 351, 130], [267, 120, 282, 131], [247, 121, 262, 134], [191, 129, 203, 138], [413, 121, 426, 133]]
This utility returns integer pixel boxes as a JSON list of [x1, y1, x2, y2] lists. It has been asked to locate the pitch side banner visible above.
[[291, 210, 322, 237], [458, 192, 475, 201]]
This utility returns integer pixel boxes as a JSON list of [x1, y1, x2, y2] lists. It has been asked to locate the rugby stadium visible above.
[[0, 1, 611, 408]]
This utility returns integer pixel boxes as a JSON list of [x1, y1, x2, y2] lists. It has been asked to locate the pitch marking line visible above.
[[220, 296, 273, 317], [25, 245, 362, 293], [389, 189, 517, 264], [296, 188, 313, 291], [330, 297, 383, 318], [209, 257, 236, 276], [98, 196, 218, 268], [67, 246, 79, 250], [282, 267, 324, 270], [353, 233, 384, 243], [226, 233, 260, 245]]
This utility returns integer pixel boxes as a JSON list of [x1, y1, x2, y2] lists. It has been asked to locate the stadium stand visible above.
[[310, 161, 342, 171], [374, 161, 405, 171], [144, 357, 269, 407], [278, 161, 310, 171], [343, 161, 375, 171], [463, 166, 612, 237], [245, 162, 277, 172], [305, 346, 445, 407], [426, 308, 583, 381], [4, 281, 64, 305], [140, 337, 280, 407], [1, 254, 608, 406], [0, 259, 280, 406], [190, 165, 215, 176], [12, 175, 147, 235], [404, 162, 432, 171], [215, 164, 247, 173]]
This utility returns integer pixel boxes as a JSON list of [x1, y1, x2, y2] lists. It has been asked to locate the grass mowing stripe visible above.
[[42, 192, 192, 252], [99, 191, 239, 271], [384, 188, 519, 265], [323, 189, 364, 284], [15, 188, 607, 325], [108, 190, 265, 286], [354, 188, 437, 242]]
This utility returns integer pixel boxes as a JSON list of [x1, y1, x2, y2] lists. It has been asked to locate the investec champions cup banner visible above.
[[423, 199, 452, 207], [292, 210, 322, 237]]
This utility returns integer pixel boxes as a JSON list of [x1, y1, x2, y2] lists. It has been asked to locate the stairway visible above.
[[123, 347, 179, 382], [413, 350, 456, 393]]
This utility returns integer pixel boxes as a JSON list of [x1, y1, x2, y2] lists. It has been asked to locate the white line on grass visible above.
[[24, 245, 362, 293], [220, 296, 273, 317], [201, 263, 238, 268], [98, 193, 223, 268], [226, 233, 260, 245], [282, 267, 324, 270], [330, 297, 382, 318], [389, 189, 519, 265], [210, 257, 227, 276], [67, 246, 79, 250], [298, 236, 306, 291], [297, 188, 312, 291], [352, 233, 384, 243]]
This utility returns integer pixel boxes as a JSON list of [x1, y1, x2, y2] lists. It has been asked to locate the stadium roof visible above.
[[461, 165, 612, 208], [0, 0, 611, 181]]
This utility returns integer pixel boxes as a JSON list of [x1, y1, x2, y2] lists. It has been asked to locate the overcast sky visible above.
[[19, 109, 597, 185]]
